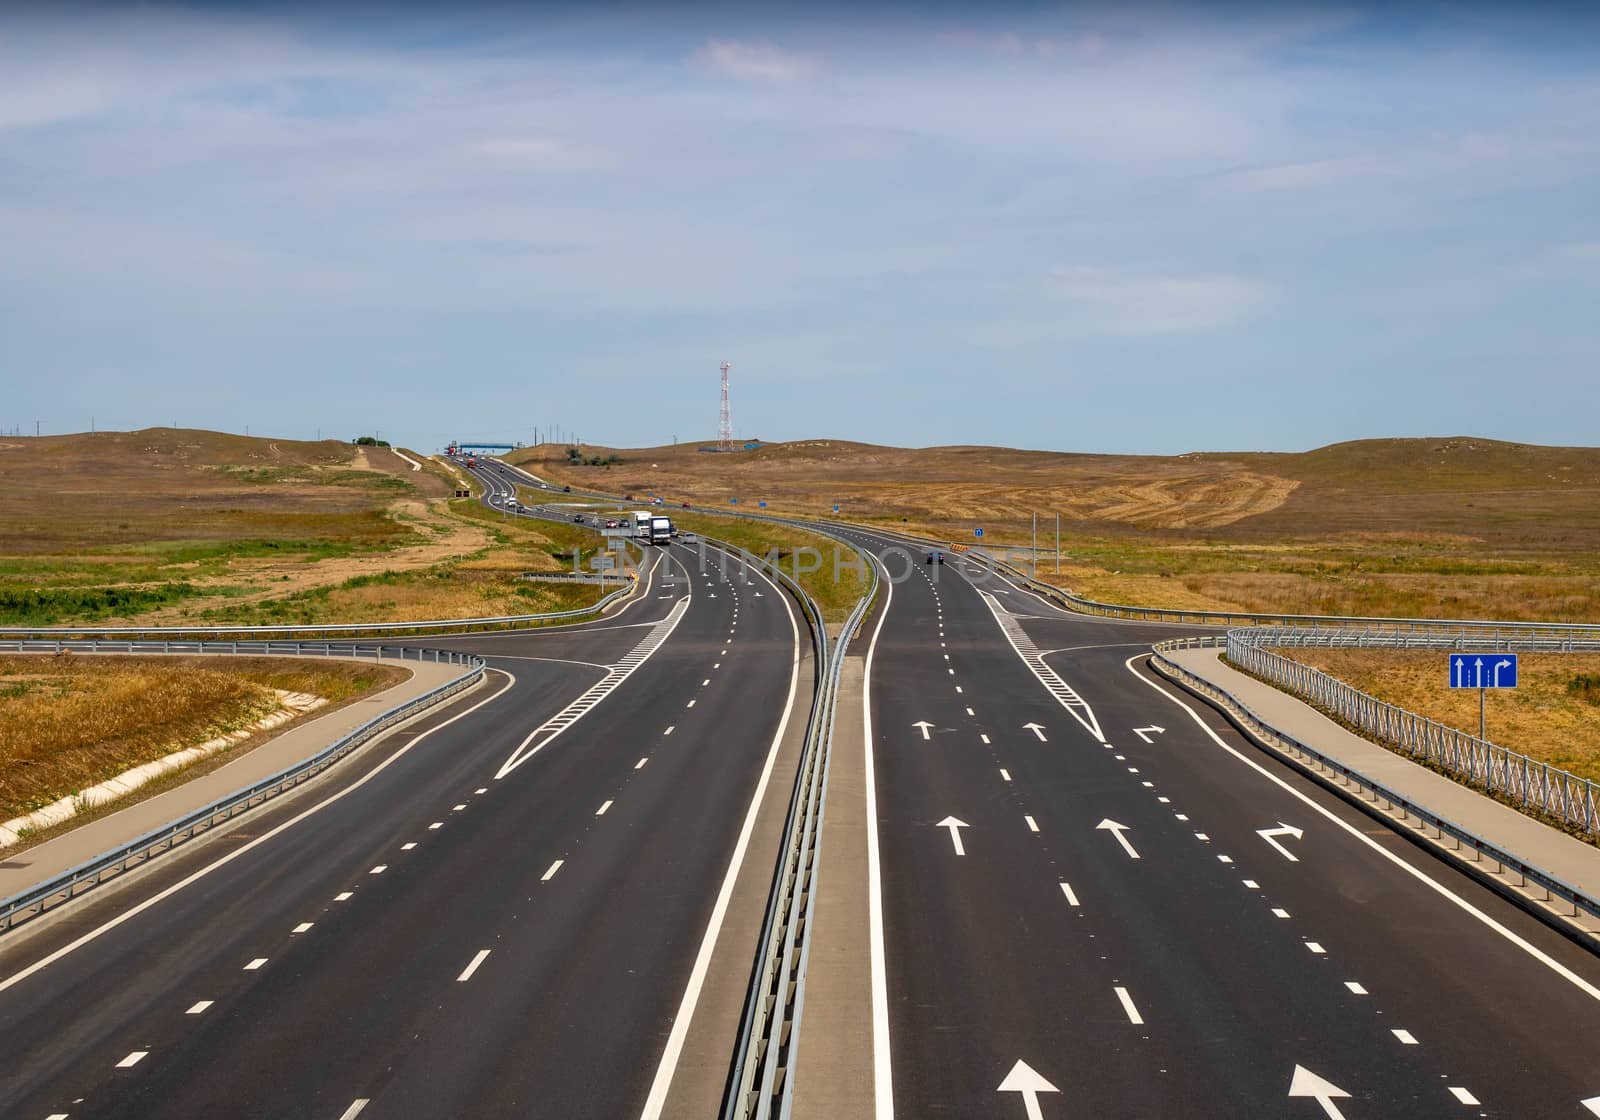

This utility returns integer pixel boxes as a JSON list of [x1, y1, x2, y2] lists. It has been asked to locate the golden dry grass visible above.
[[1276, 648, 1600, 783], [0, 654, 403, 820], [511, 436, 1600, 624]]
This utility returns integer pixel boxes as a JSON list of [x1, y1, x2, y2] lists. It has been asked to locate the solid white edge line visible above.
[[863, 555, 896, 1119], [0, 670, 518, 996], [636, 546, 803, 1120], [1126, 654, 1600, 1004]]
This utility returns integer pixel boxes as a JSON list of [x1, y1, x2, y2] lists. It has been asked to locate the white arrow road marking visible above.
[[1023, 722, 1047, 741], [1132, 726, 1166, 744], [912, 721, 934, 740], [1096, 818, 1140, 859], [997, 1059, 1059, 1120], [937, 816, 969, 856], [1257, 823, 1305, 862], [1288, 1065, 1351, 1119]]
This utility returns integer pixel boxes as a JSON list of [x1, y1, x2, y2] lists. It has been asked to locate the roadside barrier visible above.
[[1149, 636, 1600, 938], [0, 642, 484, 935]]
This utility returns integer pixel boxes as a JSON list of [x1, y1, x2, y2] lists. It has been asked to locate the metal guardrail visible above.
[[0, 641, 485, 934], [1221, 627, 1600, 836], [0, 581, 633, 642], [1148, 639, 1600, 932], [721, 534, 877, 1120]]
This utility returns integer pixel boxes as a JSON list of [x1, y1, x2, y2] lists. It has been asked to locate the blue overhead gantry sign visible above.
[[1449, 653, 1518, 690]]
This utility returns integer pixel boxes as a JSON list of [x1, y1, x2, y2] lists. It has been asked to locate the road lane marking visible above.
[[402, 843, 417, 850], [980, 733, 990, 744], [636, 757, 648, 769], [1060, 883, 1080, 906], [452, 804, 467, 811], [293, 922, 314, 933], [475, 787, 488, 795], [1392, 1029, 1417, 1044], [186, 1000, 213, 1014], [1195, 833, 1209, 841], [1217, 855, 1233, 864], [965, 707, 974, 715], [244, 958, 268, 970], [335, 892, 353, 901], [369, 865, 387, 875], [1113, 987, 1144, 1025], [1158, 796, 1170, 803], [1129, 654, 1600, 1004], [338, 1101, 370, 1120], [639, 548, 803, 1120], [429, 822, 443, 830], [1242, 879, 1259, 889], [1273, 908, 1291, 919], [542, 860, 564, 881], [116, 1050, 148, 1068], [1025, 816, 1039, 833], [999, 768, 1011, 781], [664, 726, 675, 735], [1345, 981, 1367, 995], [457, 950, 492, 982], [702, 679, 710, 686], [597, 800, 613, 815], [1306, 942, 1326, 954], [0, 669, 519, 997], [1448, 1087, 1480, 1106]]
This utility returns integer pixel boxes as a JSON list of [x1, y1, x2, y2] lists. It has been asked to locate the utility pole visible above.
[[1031, 511, 1037, 574], [1056, 512, 1061, 574]]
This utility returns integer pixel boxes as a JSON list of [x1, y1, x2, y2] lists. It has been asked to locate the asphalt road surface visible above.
[[0, 485, 805, 1118]]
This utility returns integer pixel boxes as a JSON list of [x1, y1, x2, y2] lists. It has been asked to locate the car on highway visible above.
[[681, 532, 697, 543], [562, 485, 571, 492], [604, 519, 618, 529], [927, 551, 944, 564], [682, 501, 690, 508], [572, 514, 585, 523]]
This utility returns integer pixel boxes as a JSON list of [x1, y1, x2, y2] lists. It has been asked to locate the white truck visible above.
[[629, 510, 672, 545]]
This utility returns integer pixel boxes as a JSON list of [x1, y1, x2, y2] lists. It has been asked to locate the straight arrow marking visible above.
[[937, 816, 969, 856], [1023, 722, 1048, 741], [997, 1059, 1059, 1120], [912, 721, 934, 740], [1132, 725, 1165, 744], [1288, 1065, 1350, 1120], [1096, 818, 1140, 859]]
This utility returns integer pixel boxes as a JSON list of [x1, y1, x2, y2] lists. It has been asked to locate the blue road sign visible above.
[[1449, 652, 1517, 689], [730, 498, 738, 504], [759, 501, 767, 508], [974, 528, 984, 538], [833, 504, 840, 513]]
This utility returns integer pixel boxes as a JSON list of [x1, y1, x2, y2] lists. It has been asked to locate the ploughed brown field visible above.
[[511, 436, 1600, 623]]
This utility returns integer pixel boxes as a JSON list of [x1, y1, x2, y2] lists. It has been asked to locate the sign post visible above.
[[1448, 652, 1518, 740]]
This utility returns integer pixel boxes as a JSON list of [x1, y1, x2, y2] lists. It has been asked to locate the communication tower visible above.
[[718, 361, 733, 452]]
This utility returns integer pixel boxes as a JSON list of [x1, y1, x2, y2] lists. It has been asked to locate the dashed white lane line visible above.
[[1141, 781, 1154, 788], [714, 663, 721, 669], [186, 1000, 213, 1015], [335, 891, 353, 902], [457, 949, 492, 983], [687, 700, 696, 709], [369, 865, 387, 875], [1059, 883, 1080, 906], [1448, 1087, 1480, 1106], [1113, 986, 1145, 1025], [664, 726, 675, 736], [1158, 796, 1171, 804], [1024, 816, 1039, 833], [293, 922, 314, 933], [542, 860, 564, 881], [1194, 833, 1209, 842], [636, 757, 649, 769], [1345, 981, 1368, 995], [597, 800, 614, 816], [244, 958, 268, 971], [475, 787, 488, 795], [338, 1100, 371, 1120], [429, 822, 443, 830], [402, 843, 417, 851], [46, 1113, 68, 1119], [115, 1050, 148, 1068], [999, 769, 1011, 781], [1175, 814, 1189, 822], [1242, 879, 1259, 890], [452, 804, 467, 812], [702, 679, 710, 686], [1272, 908, 1291, 919], [955, 686, 963, 694], [980, 733, 991, 744], [1392, 1029, 1418, 1045], [1306, 942, 1326, 955], [965, 707, 974, 715], [1217, 855, 1233, 864]]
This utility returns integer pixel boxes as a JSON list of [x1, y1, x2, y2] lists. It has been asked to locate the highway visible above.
[[821, 524, 1600, 1119], [0, 474, 809, 1118]]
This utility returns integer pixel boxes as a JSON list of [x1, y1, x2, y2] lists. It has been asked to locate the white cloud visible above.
[[1050, 266, 1268, 335], [692, 39, 818, 83], [471, 136, 616, 171]]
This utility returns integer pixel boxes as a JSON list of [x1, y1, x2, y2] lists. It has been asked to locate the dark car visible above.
[[926, 551, 944, 564], [682, 502, 690, 508], [562, 485, 572, 493], [572, 515, 585, 523]]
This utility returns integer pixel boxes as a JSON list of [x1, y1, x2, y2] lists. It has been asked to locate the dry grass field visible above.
[[1275, 648, 1600, 784], [0, 654, 404, 822], [511, 436, 1600, 623], [0, 429, 550, 626], [667, 510, 871, 623]]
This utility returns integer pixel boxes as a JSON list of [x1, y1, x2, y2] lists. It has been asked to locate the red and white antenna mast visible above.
[[718, 361, 733, 452]]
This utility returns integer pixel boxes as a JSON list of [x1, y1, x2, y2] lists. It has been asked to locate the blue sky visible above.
[[3, 1, 1598, 454]]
